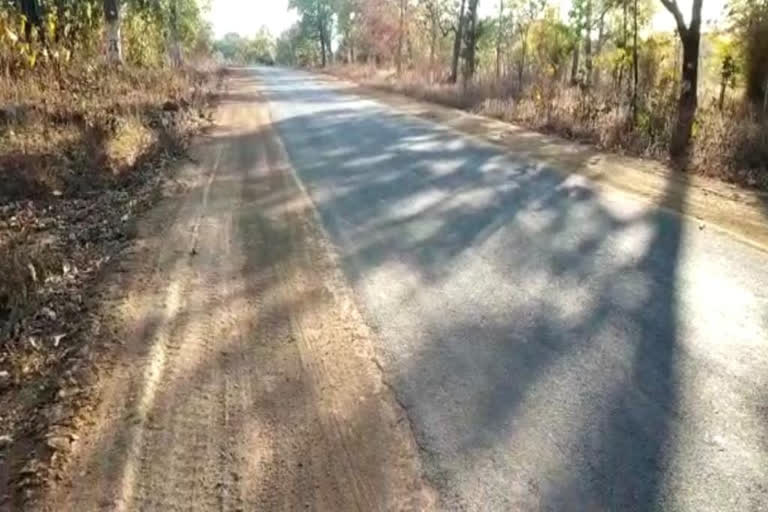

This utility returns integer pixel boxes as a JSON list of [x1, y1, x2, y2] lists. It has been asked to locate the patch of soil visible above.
[[0, 71, 221, 510]]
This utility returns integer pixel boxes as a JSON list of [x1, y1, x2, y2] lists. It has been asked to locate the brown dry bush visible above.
[[329, 64, 768, 191], [0, 62, 218, 386]]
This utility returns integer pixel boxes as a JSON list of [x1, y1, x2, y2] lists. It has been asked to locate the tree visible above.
[[530, 8, 575, 79], [290, 0, 335, 67], [19, 0, 43, 41], [516, 0, 545, 90], [631, 0, 638, 117], [659, 0, 703, 161], [449, 0, 466, 83], [397, 0, 407, 74], [495, 0, 504, 79], [337, 0, 358, 63], [355, 0, 400, 65], [169, 0, 182, 66], [568, 0, 586, 85], [462, 0, 480, 82], [718, 53, 736, 110], [584, 0, 593, 85], [729, 0, 768, 111], [419, 0, 452, 81], [214, 29, 275, 64], [104, 0, 122, 63], [0, 0, 210, 69], [276, 22, 320, 65]]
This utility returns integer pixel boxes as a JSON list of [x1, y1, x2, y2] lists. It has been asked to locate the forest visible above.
[[278, 0, 768, 189]]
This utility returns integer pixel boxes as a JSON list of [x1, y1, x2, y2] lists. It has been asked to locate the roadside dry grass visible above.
[[327, 65, 768, 192], [0, 63, 220, 506]]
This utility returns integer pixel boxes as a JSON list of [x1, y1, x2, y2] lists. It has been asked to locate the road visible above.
[[45, 70, 435, 512], [46, 68, 768, 512], [257, 67, 768, 511]]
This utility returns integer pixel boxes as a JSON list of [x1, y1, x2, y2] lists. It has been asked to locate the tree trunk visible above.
[[718, 77, 727, 111], [104, 0, 122, 64], [518, 27, 528, 91], [619, 0, 627, 94], [430, 13, 437, 82], [20, 0, 43, 42], [631, 0, 638, 120], [464, 0, 479, 83], [169, 0, 182, 67], [570, 30, 580, 85], [584, 0, 593, 87], [450, 0, 466, 83], [763, 75, 768, 113], [670, 33, 700, 160], [745, 14, 768, 109], [496, 0, 504, 81], [594, 11, 605, 86], [660, 0, 702, 161], [319, 17, 327, 67], [397, 0, 406, 75], [320, 35, 327, 67]]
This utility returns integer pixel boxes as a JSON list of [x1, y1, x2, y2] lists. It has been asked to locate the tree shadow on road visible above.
[[261, 68, 693, 510]]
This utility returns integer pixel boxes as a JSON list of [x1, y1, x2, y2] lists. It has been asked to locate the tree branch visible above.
[[689, 0, 703, 34], [659, 0, 689, 37]]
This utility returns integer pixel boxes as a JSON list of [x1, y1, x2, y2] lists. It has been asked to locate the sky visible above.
[[209, 0, 298, 39], [207, 0, 727, 40]]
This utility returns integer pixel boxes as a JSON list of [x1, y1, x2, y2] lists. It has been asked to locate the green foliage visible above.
[[276, 22, 320, 66], [0, 0, 212, 70], [529, 8, 575, 77], [214, 29, 275, 64], [728, 0, 768, 107], [289, 0, 335, 65]]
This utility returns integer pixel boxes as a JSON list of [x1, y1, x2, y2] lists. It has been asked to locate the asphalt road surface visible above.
[[257, 67, 768, 511]]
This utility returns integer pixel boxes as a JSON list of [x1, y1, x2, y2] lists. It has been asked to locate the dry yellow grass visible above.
[[0, 63, 219, 363], [327, 64, 768, 192]]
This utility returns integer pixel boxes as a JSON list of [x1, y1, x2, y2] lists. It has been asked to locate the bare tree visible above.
[[584, 0, 593, 86], [659, 0, 704, 161], [463, 0, 480, 83], [631, 0, 638, 119], [104, 0, 122, 64], [397, 0, 408, 75], [450, 0, 467, 83], [496, 0, 504, 80]]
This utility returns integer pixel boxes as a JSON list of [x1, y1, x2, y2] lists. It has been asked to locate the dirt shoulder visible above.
[[37, 70, 435, 511], [320, 70, 768, 253], [0, 68, 218, 509]]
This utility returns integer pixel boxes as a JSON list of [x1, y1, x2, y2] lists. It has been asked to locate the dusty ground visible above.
[[37, 70, 435, 511], [0, 69, 218, 509]]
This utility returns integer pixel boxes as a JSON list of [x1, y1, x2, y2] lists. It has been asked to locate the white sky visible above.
[[208, 0, 726, 39], [209, 0, 298, 38]]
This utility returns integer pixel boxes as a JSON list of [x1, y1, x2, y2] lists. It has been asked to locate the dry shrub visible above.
[[329, 64, 768, 191], [0, 63, 214, 200], [693, 106, 768, 188], [0, 62, 219, 357]]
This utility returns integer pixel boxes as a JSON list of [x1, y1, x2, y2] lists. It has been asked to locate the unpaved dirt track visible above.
[[43, 70, 436, 511], [257, 67, 768, 511]]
